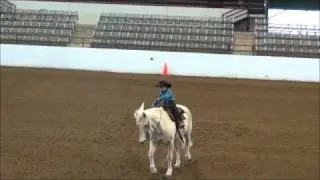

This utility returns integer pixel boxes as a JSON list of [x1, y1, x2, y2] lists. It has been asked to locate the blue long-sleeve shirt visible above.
[[159, 88, 175, 104]]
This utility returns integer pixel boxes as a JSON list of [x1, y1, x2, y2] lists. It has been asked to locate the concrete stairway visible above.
[[232, 31, 255, 55], [69, 24, 95, 48]]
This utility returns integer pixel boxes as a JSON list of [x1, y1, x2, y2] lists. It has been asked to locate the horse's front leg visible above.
[[165, 139, 175, 176], [148, 140, 157, 173]]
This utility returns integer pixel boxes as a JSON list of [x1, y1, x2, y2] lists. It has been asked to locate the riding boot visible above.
[[174, 113, 179, 128], [172, 107, 182, 128]]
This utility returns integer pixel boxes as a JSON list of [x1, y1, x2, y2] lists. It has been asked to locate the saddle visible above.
[[152, 100, 185, 128]]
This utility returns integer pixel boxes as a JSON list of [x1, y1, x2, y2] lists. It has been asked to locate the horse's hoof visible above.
[[150, 167, 157, 173], [165, 170, 172, 177], [189, 159, 197, 164], [188, 158, 193, 162], [174, 163, 180, 168]]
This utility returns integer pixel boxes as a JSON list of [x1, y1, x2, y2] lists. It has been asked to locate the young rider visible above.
[[153, 80, 183, 128]]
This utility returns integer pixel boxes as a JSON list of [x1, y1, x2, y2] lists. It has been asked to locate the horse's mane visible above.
[[145, 106, 164, 113], [144, 107, 175, 128]]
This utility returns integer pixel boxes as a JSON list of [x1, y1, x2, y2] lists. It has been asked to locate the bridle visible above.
[[139, 112, 161, 142], [138, 114, 151, 141]]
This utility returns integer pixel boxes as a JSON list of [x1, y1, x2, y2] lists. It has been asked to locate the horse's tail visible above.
[[179, 105, 192, 133], [186, 107, 192, 137], [180, 105, 193, 148], [178, 104, 192, 136]]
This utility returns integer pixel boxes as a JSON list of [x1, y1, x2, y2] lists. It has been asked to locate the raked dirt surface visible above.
[[1, 66, 319, 180]]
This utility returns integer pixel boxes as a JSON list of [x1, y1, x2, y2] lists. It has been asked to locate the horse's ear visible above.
[[139, 102, 145, 111]]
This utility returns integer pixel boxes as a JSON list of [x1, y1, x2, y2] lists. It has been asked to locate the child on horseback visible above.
[[153, 81, 184, 128]]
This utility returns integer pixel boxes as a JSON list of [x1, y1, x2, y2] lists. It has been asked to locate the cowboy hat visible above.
[[155, 80, 172, 88]]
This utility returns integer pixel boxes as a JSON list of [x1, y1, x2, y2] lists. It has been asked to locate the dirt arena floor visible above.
[[1, 66, 319, 180]]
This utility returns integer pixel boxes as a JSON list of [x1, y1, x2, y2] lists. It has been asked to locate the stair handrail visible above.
[[222, 9, 243, 19], [222, 8, 249, 23], [231, 9, 248, 22]]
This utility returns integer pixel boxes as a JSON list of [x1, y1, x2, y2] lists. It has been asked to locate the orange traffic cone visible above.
[[162, 62, 169, 76]]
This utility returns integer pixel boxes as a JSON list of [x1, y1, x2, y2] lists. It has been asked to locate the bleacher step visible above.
[[232, 31, 255, 55], [69, 24, 95, 47]]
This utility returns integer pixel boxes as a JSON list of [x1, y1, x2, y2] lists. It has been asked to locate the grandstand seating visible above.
[[254, 18, 320, 58], [0, 9, 78, 46], [91, 13, 234, 54], [0, 0, 15, 12], [1, 3, 318, 59]]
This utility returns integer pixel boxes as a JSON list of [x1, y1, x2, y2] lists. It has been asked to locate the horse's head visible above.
[[134, 102, 149, 144]]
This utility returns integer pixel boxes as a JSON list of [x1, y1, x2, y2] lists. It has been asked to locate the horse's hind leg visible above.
[[165, 140, 174, 177], [174, 140, 181, 168], [185, 133, 193, 161]]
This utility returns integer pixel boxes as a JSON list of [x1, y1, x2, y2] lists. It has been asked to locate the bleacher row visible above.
[[0, 0, 15, 12], [91, 13, 234, 53], [0, 6, 319, 58], [2, 9, 78, 22], [254, 19, 320, 58], [1, 20, 76, 29], [0, 7, 78, 46], [98, 14, 234, 29]]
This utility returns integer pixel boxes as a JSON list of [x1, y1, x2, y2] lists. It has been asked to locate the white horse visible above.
[[133, 102, 193, 177]]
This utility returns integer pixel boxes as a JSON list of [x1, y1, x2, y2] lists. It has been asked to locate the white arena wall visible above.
[[3, 1, 319, 83], [1, 44, 319, 83], [10, 0, 231, 24]]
